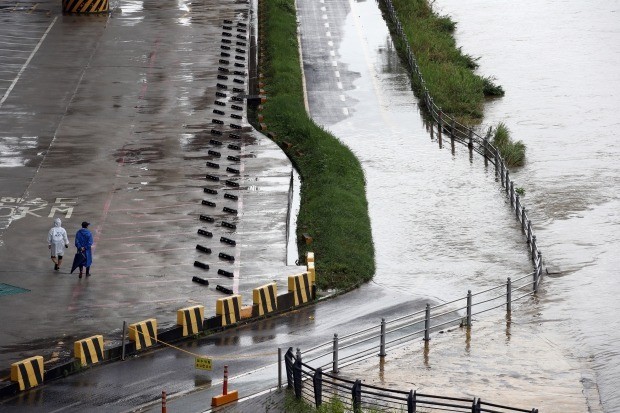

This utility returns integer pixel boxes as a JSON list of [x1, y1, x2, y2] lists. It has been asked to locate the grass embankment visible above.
[[386, 0, 525, 166], [256, 0, 375, 290]]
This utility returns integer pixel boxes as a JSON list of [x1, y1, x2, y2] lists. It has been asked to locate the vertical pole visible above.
[[468, 129, 473, 150], [278, 347, 282, 389], [510, 181, 515, 206], [121, 321, 127, 361], [408, 390, 416, 413], [466, 290, 472, 327], [379, 318, 386, 357], [500, 161, 505, 186], [451, 119, 456, 139], [506, 278, 512, 313], [531, 236, 537, 263], [521, 209, 527, 232], [223, 365, 229, 396], [332, 334, 339, 373], [438, 111, 443, 140], [527, 220, 532, 244], [294, 349, 302, 399], [505, 170, 510, 194], [162, 390, 167, 413], [424, 304, 431, 341], [313, 368, 323, 407], [515, 194, 520, 219], [352, 379, 362, 413]]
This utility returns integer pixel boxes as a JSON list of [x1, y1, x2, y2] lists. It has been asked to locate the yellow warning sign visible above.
[[195, 356, 212, 371]]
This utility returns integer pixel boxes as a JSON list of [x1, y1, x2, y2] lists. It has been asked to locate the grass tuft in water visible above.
[[492, 122, 525, 167]]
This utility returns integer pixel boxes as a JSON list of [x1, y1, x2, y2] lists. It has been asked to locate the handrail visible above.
[[287, 348, 538, 412]]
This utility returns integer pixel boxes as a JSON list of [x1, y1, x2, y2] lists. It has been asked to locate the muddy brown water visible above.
[[299, 0, 618, 410], [431, 1, 620, 410]]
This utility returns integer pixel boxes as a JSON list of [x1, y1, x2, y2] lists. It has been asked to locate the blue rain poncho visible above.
[[75, 227, 94, 267]]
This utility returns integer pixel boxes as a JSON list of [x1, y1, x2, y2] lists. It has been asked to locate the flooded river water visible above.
[[299, 0, 618, 410], [432, 1, 620, 410]]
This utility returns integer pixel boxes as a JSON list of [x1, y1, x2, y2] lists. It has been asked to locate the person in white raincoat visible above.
[[47, 218, 69, 271]]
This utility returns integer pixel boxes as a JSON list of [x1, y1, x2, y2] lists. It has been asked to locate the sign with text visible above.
[[195, 356, 212, 371]]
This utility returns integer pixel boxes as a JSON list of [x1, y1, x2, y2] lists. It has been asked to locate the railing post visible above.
[[515, 194, 520, 219], [121, 321, 127, 361], [162, 390, 167, 413], [408, 390, 416, 413], [438, 111, 443, 140], [500, 160, 505, 186], [424, 303, 431, 341], [527, 220, 532, 244], [521, 208, 527, 232], [535, 252, 542, 292], [505, 170, 510, 194], [352, 379, 362, 413], [531, 236, 537, 263], [451, 119, 456, 139], [332, 333, 339, 373], [468, 128, 473, 150], [472, 397, 481, 413], [278, 347, 282, 389], [379, 318, 386, 357], [293, 348, 303, 399], [506, 278, 512, 313], [466, 290, 472, 327], [285, 347, 294, 388], [510, 181, 515, 206], [313, 367, 322, 407]]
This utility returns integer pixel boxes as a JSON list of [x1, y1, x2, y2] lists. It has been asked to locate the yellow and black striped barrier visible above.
[[129, 319, 158, 350], [74, 335, 104, 367], [253, 282, 277, 316], [307, 261, 315, 285], [11, 356, 44, 391], [288, 272, 313, 306], [62, 0, 109, 13], [216, 295, 242, 326], [177, 305, 205, 337]]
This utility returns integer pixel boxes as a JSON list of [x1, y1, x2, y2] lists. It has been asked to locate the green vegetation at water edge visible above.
[[257, 0, 375, 291], [285, 392, 387, 413], [491, 122, 526, 167], [385, 0, 504, 124]]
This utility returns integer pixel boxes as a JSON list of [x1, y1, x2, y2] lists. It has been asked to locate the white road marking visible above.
[[326, 31, 331, 37], [343, 108, 349, 115], [335, 70, 340, 78], [0, 17, 58, 108], [332, 60, 337, 66], [330, 50, 335, 56], [337, 82, 343, 89], [327, 41, 333, 47], [340, 95, 346, 101]]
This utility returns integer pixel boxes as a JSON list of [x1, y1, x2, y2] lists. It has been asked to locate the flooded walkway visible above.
[[296, 0, 598, 409]]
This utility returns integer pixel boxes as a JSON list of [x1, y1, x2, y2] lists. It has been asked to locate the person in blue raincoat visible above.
[[75, 221, 94, 278]]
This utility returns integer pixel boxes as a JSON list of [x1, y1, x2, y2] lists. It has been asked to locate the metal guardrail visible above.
[[285, 348, 538, 412], [379, 0, 544, 291]]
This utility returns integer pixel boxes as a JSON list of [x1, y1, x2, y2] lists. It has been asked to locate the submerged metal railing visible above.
[[379, 0, 544, 290], [285, 347, 538, 412]]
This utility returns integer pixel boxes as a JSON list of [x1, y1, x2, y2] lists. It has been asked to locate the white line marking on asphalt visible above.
[[330, 50, 335, 56], [0, 16, 57, 108], [340, 95, 346, 101], [324, 22, 329, 28], [337, 82, 343, 89], [335, 70, 340, 77], [343, 108, 349, 115], [332, 60, 337, 66], [328, 41, 333, 47], [326, 31, 331, 37], [320, 6, 326, 11], [322, 14, 327, 19]]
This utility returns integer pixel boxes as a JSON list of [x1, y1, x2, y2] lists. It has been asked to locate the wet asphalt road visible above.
[[0, 0, 299, 373]]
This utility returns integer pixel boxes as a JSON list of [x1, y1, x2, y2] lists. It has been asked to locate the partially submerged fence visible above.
[[281, 271, 541, 411], [379, 0, 544, 290], [285, 348, 538, 412]]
